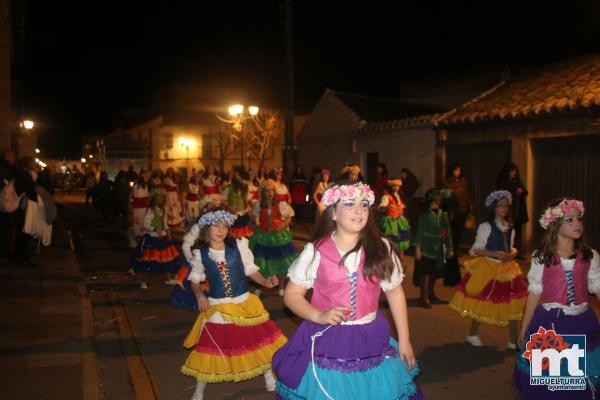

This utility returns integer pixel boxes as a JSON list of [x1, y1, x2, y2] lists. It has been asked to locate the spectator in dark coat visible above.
[[496, 163, 529, 258]]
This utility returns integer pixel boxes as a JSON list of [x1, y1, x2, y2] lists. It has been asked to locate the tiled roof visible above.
[[328, 89, 442, 123], [355, 114, 439, 133], [435, 54, 600, 126]]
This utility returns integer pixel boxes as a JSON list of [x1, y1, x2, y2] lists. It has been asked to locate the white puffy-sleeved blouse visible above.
[[142, 208, 168, 237], [469, 220, 516, 258], [187, 237, 258, 284], [288, 236, 404, 293], [187, 237, 259, 308], [527, 249, 600, 315]]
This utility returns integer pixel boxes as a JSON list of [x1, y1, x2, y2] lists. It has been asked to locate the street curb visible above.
[[63, 226, 99, 400], [109, 291, 159, 400]]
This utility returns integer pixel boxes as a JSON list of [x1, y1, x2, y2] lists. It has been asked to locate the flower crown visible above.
[[539, 199, 585, 230], [321, 182, 375, 207], [198, 209, 236, 227], [484, 190, 512, 207]]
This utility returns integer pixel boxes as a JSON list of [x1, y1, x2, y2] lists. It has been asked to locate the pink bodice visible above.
[[311, 236, 381, 321], [542, 251, 590, 305]]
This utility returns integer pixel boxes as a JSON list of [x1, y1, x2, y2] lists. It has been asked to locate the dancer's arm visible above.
[[385, 284, 415, 370], [518, 293, 541, 347], [284, 281, 351, 325]]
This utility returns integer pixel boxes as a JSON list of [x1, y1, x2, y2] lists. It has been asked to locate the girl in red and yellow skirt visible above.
[[130, 193, 186, 288], [128, 172, 150, 248], [181, 206, 287, 400], [449, 190, 527, 349]]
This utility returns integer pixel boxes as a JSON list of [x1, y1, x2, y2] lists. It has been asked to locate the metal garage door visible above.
[[446, 141, 512, 246], [532, 134, 600, 250]]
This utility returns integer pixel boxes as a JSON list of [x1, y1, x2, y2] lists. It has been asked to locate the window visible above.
[[165, 133, 173, 149], [201, 134, 213, 159]]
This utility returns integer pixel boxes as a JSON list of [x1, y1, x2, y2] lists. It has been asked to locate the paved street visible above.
[[4, 193, 598, 399]]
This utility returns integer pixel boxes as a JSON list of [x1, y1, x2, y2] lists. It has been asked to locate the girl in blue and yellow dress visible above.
[[449, 190, 527, 348], [130, 193, 186, 289], [179, 206, 287, 400]]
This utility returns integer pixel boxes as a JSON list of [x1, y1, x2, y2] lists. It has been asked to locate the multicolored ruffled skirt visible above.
[[181, 293, 287, 383], [514, 305, 600, 399], [449, 257, 527, 326], [130, 235, 185, 273], [249, 227, 296, 276], [230, 213, 254, 239], [273, 313, 424, 400], [380, 215, 411, 251]]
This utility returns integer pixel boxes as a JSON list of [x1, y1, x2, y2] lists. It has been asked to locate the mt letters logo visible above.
[[523, 327, 586, 391]]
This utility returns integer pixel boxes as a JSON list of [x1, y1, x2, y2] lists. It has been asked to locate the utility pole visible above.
[[283, 0, 295, 179]]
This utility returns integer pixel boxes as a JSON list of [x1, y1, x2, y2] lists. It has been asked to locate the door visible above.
[[531, 134, 600, 250]]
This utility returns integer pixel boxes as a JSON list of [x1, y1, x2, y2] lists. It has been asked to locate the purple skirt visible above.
[[273, 313, 424, 399], [514, 305, 600, 399]]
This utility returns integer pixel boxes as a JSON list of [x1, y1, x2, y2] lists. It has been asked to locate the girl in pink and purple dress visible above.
[[514, 198, 600, 399], [272, 181, 423, 400]]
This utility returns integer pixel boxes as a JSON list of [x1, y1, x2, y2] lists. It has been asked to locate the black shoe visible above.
[[419, 298, 432, 309]]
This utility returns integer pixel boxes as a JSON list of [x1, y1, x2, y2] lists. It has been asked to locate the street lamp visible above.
[[21, 120, 34, 130], [218, 104, 259, 168]]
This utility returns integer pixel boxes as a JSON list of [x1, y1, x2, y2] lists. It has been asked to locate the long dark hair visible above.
[[496, 162, 519, 188], [534, 197, 592, 267], [311, 180, 396, 282], [446, 162, 462, 180], [196, 205, 237, 249]]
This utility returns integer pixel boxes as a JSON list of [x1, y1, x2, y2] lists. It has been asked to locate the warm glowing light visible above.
[[22, 120, 34, 130], [178, 137, 193, 147], [35, 148, 40, 154], [88, 154, 93, 158], [129, 181, 134, 187], [35, 158, 40, 163], [81, 158, 87, 163], [248, 106, 259, 116], [228, 104, 244, 116]]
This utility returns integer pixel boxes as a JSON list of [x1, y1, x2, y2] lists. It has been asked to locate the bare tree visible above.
[[247, 110, 282, 171], [213, 127, 236, 172]]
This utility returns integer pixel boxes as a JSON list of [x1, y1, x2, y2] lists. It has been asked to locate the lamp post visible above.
[[221, 104, 259, 170]]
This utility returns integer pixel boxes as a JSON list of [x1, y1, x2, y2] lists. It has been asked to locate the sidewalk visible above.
[[0, 220, 97, 400]]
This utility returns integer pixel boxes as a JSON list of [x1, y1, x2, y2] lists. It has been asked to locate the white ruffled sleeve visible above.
[[469, 222, 491, 256], [182, 224, 200, 261], [587, 250, 600, 294], [142, 209, 157, 236], [287, 242, 319, 289], [187, 249, 206, 283], [237, 237, 259, 276], [527, 255, 544, 295], [279, 201, 295, 219], [379, 195, 389, 208], [380, 238, 405, 291]]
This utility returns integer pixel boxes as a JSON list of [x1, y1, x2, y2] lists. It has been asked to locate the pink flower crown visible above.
[[539, 199, 585, 230], [321, 182, 375, 208]]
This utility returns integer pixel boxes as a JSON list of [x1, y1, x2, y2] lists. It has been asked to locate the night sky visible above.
[[24, 1, 600, 158]]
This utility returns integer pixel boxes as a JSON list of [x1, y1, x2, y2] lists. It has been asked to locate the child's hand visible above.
[[196, 294, 210, 312], [415, 247, 422, 261], [316, 307, 353, 325], [517, 329, 527, 349], [498, 251, 515, 262], [264, 275, 278, 288], [399, 339, 416, 370]]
